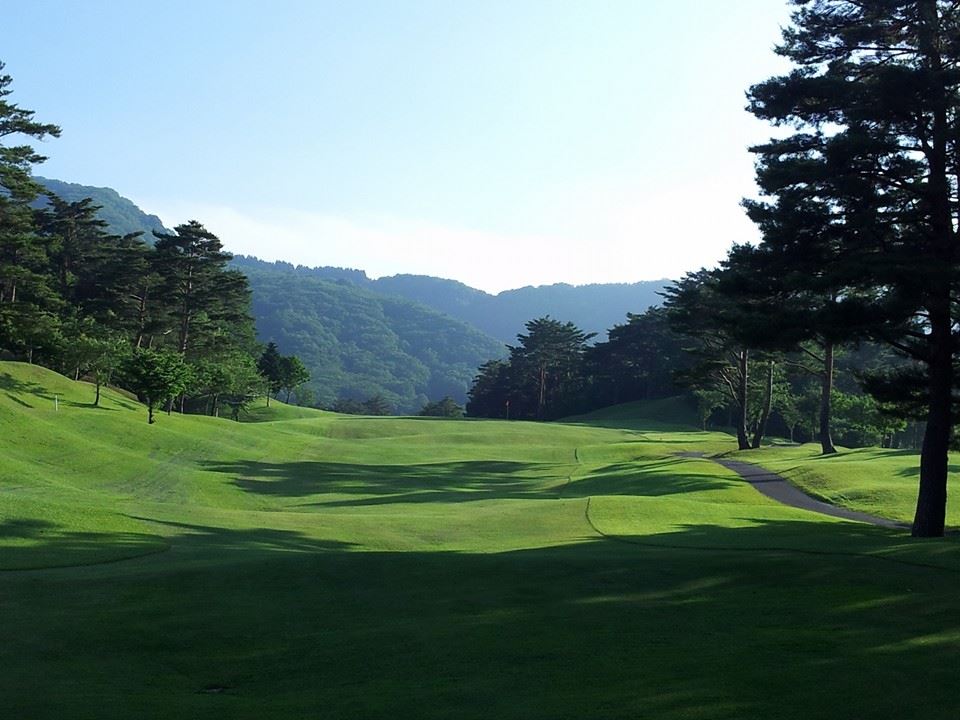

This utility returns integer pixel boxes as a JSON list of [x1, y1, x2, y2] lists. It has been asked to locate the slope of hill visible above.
[[371, 274, 668, 343], [34, 176, 172, 238], [237, 257, 506, 411]]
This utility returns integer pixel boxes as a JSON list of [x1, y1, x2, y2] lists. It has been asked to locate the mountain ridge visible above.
[[36, 177, 670, 409]]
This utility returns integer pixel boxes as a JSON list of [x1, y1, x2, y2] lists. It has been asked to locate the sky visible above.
[[4, 0, 794, 293]]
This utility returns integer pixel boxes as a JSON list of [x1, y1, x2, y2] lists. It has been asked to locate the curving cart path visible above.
[[681, 452, 909, 530]]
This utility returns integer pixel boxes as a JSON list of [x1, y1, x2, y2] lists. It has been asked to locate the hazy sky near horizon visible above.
[[5, 1, 793, 293]]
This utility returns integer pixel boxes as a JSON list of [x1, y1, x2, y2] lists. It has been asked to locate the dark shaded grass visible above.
[[2, 519, 959, 719], [202, 457, 736, 507]]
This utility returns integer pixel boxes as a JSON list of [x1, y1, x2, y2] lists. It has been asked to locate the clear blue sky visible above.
[[4, 0, 793, 292]]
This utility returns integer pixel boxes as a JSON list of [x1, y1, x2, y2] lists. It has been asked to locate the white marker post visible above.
[[54, 394, 59, 412]]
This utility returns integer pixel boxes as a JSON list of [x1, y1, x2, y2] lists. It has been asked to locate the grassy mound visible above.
[[563, 395, 700, 430], [3, 362, 960, 718]]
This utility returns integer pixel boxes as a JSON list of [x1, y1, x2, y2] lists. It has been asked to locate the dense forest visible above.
[[466, 309, 915, 450]]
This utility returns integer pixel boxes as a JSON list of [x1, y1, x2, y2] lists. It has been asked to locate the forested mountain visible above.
[[237, 257, 505, 412], [34, 177, 171, 238], [370, 275, 668, 343], [233, 263, 667, 344]]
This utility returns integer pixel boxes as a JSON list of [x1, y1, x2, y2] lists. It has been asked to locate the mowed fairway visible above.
[[2, 362, 960, 719]]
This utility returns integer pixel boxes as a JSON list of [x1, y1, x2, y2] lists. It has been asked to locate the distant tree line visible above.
[[0, 62, 308, 422], [466, 309, 913, 448]]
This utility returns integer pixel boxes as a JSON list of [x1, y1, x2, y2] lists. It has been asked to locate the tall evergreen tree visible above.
[[747, 0, 960, 536], [151, 221, 244, 357], [466, 359, 512, 419], [663, 270, 755, 450], [258, 341, 284, 404], [584, 308, 685, 409], [509, 317, 594, 420], [0, 61, 61, 356]]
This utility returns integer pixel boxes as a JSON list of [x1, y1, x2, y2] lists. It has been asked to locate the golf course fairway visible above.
[[2, 361, 959, 718]]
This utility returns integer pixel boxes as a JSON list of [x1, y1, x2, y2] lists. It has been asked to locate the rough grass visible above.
[[2, 364, 960, 719]]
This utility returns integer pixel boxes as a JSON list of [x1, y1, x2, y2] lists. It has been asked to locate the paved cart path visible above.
[[681, 452, 908, 530]]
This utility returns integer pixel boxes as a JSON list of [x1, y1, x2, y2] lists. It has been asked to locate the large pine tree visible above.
[[748, 1, 960, 536], [0, 61, 61, 358]]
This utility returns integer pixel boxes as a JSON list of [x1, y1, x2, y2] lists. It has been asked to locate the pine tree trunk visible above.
[[537, 364, 547, 420], [134, 289, 148, 349], [95, 380, 101, 407], [914, 301, 951, 537], [148, 402, 155, 424], [736, 349, 750, 451], [751, 360, 774, 449], [820, 342, 837, 455]]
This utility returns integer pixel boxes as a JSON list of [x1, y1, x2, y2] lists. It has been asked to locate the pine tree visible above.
[[0, 61, 61, 356], [509, 317, 594, 420], [747, 1, 960, 536]]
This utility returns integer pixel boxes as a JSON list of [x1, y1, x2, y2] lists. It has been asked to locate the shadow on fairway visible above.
[[895, 462, 960, 477], [126, 516, 358, 554], [0, 372, 53, 404], [0, 517, 167, 571], [5, 517, 960, 719], [560, 457, 738, 498], [202, 457, 734, 506]]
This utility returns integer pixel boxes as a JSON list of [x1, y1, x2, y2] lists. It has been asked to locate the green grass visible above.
[[2, 363, 960, 718], [734, 442, 960, 527]]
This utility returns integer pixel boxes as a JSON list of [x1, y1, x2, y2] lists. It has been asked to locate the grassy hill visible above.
[[3, 362, 960, 718], [562, 395, 700, 431]]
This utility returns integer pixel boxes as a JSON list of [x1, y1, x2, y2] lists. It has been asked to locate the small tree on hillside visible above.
[[76, 333, 129, 406], [362, 395, 392, 416], [257, 341, 283, 405], [123, 348, 190, 424], [420, 396, 464, 418], [278, 354, 310, 404]]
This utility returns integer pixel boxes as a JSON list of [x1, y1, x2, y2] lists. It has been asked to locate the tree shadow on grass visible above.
[[0, 515, 358, 571], [203, 459, 551, 506], [0, 372, 139, 412], [0, 517, 166, 571], [895, 463, 960, 477], [561, 457, 738, 498], [4, 393, 34, 408], [0, 372, 55, 404], [201, 457, 735, 507], [125, 515, 357, 555], [6, 516, 960, 719]]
